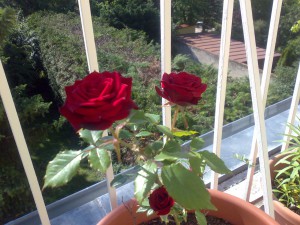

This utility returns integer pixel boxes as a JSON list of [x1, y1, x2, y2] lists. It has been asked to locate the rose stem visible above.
[[109, 127, 122, 163], [171, 105, 180, 131], [180, 106, 189, 129], [173, 213, 181, 225]]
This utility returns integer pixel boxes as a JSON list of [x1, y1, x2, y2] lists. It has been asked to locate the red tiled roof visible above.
[[177, 33, 281, 65]]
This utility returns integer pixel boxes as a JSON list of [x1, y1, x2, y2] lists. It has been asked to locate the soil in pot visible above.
[[139, 213, 233, 225]]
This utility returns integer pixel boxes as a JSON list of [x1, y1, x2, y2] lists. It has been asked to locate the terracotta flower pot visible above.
[[270, 153, 300, 225], [97, 189, 279, 225]]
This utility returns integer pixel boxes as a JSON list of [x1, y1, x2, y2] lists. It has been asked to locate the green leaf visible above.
[[155, 141, 188, 161], [190, 137, 205, 150], [79, 129, 103, 144], [163, 140, 181, 153], [88, 148, 111, 173], [195, 211, 207, 225], [151, 141, 164, 151], [128, 110, 148, 124], [161, 163, 216, 210], [119, 129, 133, 139], [110, 173, 136, 187], [44, 150, 83, 188], [136, 131, 152, 137], [156, 125, 173, 138], [134, 161, 157, 203], [200, 150, 231, 174], [173, 130, 198, 137], [189, 156, 203, 175], [145, 113, 160, 124]]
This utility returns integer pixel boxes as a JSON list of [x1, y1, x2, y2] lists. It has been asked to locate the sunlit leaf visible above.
[[156, 125, 173, 138], [199, 150, 231, 174], [190, 137, 205, 150], [145, 113, 160, 124], [79, 129, 103, 144], [44, 150, 83, 188], [195, 211, 207, 225], [134, 161, 157, 203], [110, 173, 136, 187], [136, 131, 152, 137], [161, 163, 216, 210], [173, 130, 198, 137], [88, 148, 111, 173]]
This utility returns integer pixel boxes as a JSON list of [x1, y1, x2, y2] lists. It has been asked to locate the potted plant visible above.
[[44, 71, 279, 225], [270, 120, 300, 225]]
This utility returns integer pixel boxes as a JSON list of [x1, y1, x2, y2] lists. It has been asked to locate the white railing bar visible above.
[[281, 62, 300, 151], [244, 0, 283, 201], [78, 0, 99, 72], [78, 0, 117, 210], [0, 61, 51, 225], [239, 0, 274, 217], [160, 0, 172, 129], [211, 0, 234, 189]]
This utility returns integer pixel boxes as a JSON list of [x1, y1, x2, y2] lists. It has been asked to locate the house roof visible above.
[[177, 33, 281, 66]]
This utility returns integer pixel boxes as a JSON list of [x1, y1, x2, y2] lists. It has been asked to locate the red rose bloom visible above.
[[60, 71, 138, 131], [148, 186, 175, 216], [155, 72, 207, 106]]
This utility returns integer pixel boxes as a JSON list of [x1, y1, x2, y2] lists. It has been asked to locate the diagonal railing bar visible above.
[[0, 61, 51, 225], [239, 0, 274, 216], [211, 0, 234, 189], [244, 0, 283, 201], [281, 62, 300, 152], [78, 0, 117, 210], [160, 0, 172, 129]]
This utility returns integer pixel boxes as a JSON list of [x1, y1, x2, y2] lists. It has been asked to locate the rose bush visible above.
[[44, 70, 230, 225], [148, 186, 175, 215]]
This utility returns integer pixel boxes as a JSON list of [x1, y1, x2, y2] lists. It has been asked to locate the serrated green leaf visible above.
[[156, 125, 173, 138], [190, 137, 205, 150], [134, 161, 157, 203], [195, 211, 207, 225], [88, 148, 111, 173], [44, 150, 83, 188], [145, 113, 160, 124], [199, 150, 231, 174], [173, 130, 198, 137], [161, 163, 216, 210], [136, 131, 152, 137], [79, 129, 103, 144]]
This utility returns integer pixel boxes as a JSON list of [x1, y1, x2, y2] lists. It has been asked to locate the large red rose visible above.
[[148, 186, 175, 216], [155, 72, 207, 106], [60, 71, 138, 131]]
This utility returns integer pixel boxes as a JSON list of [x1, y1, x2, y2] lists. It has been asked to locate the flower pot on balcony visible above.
[[270, 153, 300, 225], [97, 189, 279, 225]]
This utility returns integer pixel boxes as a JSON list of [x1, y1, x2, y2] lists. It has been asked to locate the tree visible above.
[[97, 0, 160, 41], [172, 0, 222, 31], [0, 7, 17, 47]]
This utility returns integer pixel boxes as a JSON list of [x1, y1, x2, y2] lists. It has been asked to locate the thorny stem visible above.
[[109, 127, 122, 163]]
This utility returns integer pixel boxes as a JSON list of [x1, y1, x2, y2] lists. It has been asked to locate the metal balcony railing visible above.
[[0, 0, 300, 224]]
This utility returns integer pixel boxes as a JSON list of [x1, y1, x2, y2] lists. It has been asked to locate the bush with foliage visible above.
[[96, 0, 160, 41]]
